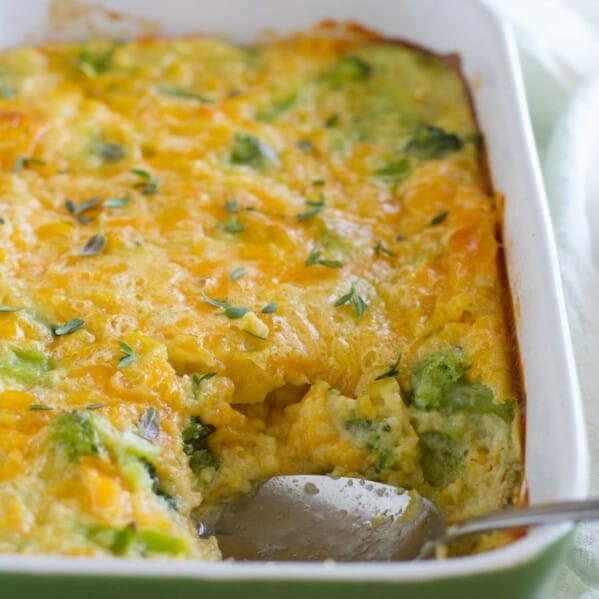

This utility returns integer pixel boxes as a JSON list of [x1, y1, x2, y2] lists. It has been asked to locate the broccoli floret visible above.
[[405, 124, 463, 159], [182, 417, 219, 475], [411, 348, 516, 422], [326, 56, 372, 87], [420, 431, 464, 487], [0, 346, 55, 386], [49, 411, 100, 460], [411, 348, 467, 410]]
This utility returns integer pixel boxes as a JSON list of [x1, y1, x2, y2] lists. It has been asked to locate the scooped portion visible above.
[[0, 23, 522, 558]]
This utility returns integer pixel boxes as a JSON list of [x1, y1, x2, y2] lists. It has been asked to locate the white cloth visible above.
[[485, 1, 599, 596]]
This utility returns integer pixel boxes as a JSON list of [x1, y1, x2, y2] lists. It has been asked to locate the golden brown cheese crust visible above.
[[0, 25, 522, 558]]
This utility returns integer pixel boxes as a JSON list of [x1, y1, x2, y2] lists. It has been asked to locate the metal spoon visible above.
[[200, 475, 599, 561]]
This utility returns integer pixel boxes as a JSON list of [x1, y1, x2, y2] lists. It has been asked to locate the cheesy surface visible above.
[[0, 24, 522, 559]]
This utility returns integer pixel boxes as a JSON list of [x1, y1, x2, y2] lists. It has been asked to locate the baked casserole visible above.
[[0, 24, 522, 559]]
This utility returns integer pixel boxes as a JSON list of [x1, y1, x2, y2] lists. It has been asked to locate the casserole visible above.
[[0, 0, 588, 597]]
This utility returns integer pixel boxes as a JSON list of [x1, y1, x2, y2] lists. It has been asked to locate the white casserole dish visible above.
[[0, 0, 589, 597]]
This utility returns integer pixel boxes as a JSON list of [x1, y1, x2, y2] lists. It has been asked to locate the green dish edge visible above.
[[0, 530, 572, 599]]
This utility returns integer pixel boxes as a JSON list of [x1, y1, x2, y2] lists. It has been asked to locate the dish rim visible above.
[[0, 0, 589, 581]]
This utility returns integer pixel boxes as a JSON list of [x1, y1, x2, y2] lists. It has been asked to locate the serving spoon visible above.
[[199, 475, 599, 561]]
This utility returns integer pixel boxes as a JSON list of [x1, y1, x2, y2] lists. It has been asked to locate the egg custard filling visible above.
[[0, 24, 523, 559]]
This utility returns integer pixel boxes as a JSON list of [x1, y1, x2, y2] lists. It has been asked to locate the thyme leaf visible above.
[[130, 169, 159, 195], [375, 351, 402, 381], [373, 241, 396, 257], [297, 192, 326, 222], [229, 267, 246, 281], [30, 404, 54, 411], [201, 293, 230, 309], [139, 407, 160, 441], [191, 372, 216, 400], [261, 302, 278, 314], [80, 224, 106, 257], [94, 142, 125, 163], [155, 85, 214, 103], [429, 211, 448, 226], [52, 318, 85, 337], [66, 197, 100, 216], [117, 340, 139, 368], [104, 196, 130, 208], [0, 305, 24, 312], [334, 283, 367, 318], [219, 306, 249, 319], [11, 156, 45, 173], [305, 249, 342, 269]]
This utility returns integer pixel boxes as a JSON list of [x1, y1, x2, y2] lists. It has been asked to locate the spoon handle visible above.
[[446, 498, 599, 541]]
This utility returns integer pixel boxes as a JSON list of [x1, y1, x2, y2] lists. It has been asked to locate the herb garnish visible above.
[[29, 404, 54, 411], [297, 192, 326, 222], [334, 283, 367, 318], [224, 198, 241, 213], [375, 351, 402, 381], [191, 372, 216, 400], [85, 403, 104, 410], [80, 221, 106, 256], [305, 249, 342, 269], [11, 156, 45, 173], [117, 341, 139, 368], [373, 241, 396, 257], [229, 267, 246, 281], [155, 85, 213, 103], [104, 196, 130, 208], [223, 215, 245, 233], [130, 169, 159, 195], [52, 318, 85, 337], [219, 306, 250, 319], [201, 292, 230, 309], [139, 407, 160, 441], [0, 305, 24, 312], [94, 142, 125, 163], [230, 133, 278, 170], [429, 211, 448, 226], [261, 302, 278, 314], [66, 197, 99, 216]]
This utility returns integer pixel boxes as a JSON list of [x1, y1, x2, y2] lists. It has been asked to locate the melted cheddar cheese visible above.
[[0, 24, 522, 559]]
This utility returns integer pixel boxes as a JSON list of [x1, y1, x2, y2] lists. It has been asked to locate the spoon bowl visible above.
[[200, 475, 599, 562]]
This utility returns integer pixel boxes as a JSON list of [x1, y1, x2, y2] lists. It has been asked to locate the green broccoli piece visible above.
[[49, 411, 100, 460], [86, 523, 187, 556], [420, 431, 464, 487], [411, 347, 467, 410], [446, 383, 516, 423], [405, 124, 463, 159], [411, 348, 516, 422], [326, 56, 372, 87], [182, 417, 219, 474], [0, 346, 55, 386]]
